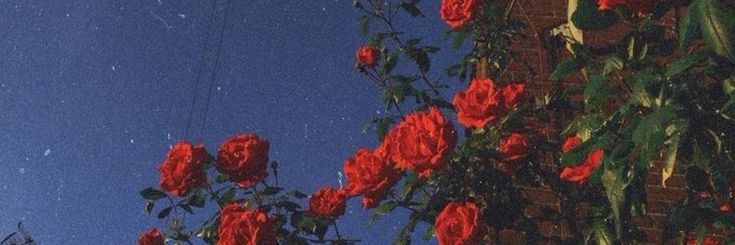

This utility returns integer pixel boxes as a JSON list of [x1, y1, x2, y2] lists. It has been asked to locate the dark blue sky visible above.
[[0, 0, 460, 243]]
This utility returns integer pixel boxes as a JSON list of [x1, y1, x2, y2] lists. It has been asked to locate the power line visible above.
[[183, 0, 219, 141], [197, 0, 232, 141]]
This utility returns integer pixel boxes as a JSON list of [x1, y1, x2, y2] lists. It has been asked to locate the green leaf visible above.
[[140, 187, 167, 201], [662, 119, 688, 186], [694, 0, 735, 60], [422, 226, 435, 240], [375, 200, 397, 216], [220, 188, 236, 204], [665, 52, 709, 77], [679, 4, 701, 49], [157, 206, 172, 219], [632, 108, 676, 168], [603, 55, 624, 75], [584, 74, 611, 111], [590, 207, 614, 245], [215, 173, 229, 183], [550, 57, 586, 81], [570, 0, 618, 30], [601, 164, 628, 239], [383, 51, 399, 74], [400, 3, 424, 17], [358, 15, 370, 36]]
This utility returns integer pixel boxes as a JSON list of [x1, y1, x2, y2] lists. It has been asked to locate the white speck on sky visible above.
[[44, 148, 51, 156], [130, 139, 134, 144]]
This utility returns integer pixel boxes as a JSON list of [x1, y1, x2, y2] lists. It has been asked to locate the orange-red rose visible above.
[[686, 236, 722, 245], [219, 203, 276, 245], [501, 132, 529, 162], [138, 228, 164, 245], [562, 135, 583, 153], [384, 107, 457, 178], [343, 147, 401, 208], [560, 149, 605, 183], [435, 201, 482, 245], [158, 141, 209, 197], [598, 0, 653, 14], [216, 134, 270, 188], [307, 187, 348, 218], [356, 45, 380, 67], [502, 83, 525, 109], [440, 0, 483, 29], [453, 78, 503, 128]]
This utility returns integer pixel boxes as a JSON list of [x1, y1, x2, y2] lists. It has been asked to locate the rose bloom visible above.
[[216, 134, 270, 188], [502, 83, 525, 109], [435, 201, 482, 245], [562, 135, 583, 153], [219, 203, 276, 245], [560, 149, 605, 183], [720, 202, 733, 212], [138, 228, 164, 245], [356, 45, 380, 67], [598, 0, 653, 14], [440, 0, 484, 29], [158, 141, 209, 197], [686, 236, 722, 245], [453, 77, 504, 128], [307, 187, 348, 218], [501, 132, 529, 162], [384, 107, 457, 178], [342, 147, 401, 209]]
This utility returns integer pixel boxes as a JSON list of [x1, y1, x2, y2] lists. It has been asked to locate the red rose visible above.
[[356, 45, 380, 67], [342, 147, 402, 209], [502, 83, 525, 109], [158, 141, 209, 197], [453, 78, 503, 128], [720, 202, 733, 212], [686, 236, 722, 245], [216, 134, 270, 188], [384, 107, 457, 178], [562, 135, 583, 153], [219, 203, 276, 245], [560, 149, 604, 183], [307, 187, 348, 218], [138, 228, 164, 245], [440, 0, 484, 29], [435, 201, 482, 245], [501, 132, 529, 162], [598, 0, 653, 14]]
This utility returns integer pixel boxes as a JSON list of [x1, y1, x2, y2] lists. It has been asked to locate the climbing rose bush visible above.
[[216, 134, 269, 188], [137, 228, 164, 245], [384, 107, 457, 178], [439, 0, 483, 29], [157, 141, 208, 197], [434, 201, 482, 245]]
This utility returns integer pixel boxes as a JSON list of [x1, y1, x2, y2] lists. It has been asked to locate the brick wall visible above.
[[499, 1, 687, 243]]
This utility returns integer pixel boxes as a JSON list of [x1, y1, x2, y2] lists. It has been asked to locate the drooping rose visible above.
[[453, 77, 504, 128], [440, 0, 484, 29], [216, 134, 270, 188], [342, 147, 401, 209], [158, 141, 209, 197], [560, 149, 605, 183], [435, 201, 482, 245], [218, 203, 276, 245], [500, 132, 529, 162], [138, 228, 164, 245], [384, 107, 457, 178], [562, 135, 583, 153], [598, 0, 653, 14], [356, 45, 380, 67], [307, 187, 348, 218], [686, 236, 722, 245], [502, 83, 525, 109]]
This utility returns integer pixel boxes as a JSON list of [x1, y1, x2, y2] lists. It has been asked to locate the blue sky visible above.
[[0, 0, 462, 243]]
